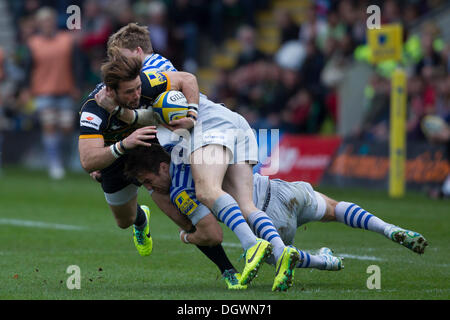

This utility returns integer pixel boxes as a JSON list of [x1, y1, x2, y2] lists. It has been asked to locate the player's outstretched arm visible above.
[[79, 137, 119, 173], [151, 191, 193, 231], [78, 126, 157, 172], [165, 71, 199, 130]]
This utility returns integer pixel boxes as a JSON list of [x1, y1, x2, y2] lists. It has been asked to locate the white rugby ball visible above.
[[152, 90, 189, 125]]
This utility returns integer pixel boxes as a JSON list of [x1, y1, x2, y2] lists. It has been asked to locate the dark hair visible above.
[[124, 143, 171, 180], [101, 48, 142, 91]]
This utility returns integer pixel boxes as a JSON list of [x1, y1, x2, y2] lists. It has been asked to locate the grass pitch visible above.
[[0, 167, 449, 300]]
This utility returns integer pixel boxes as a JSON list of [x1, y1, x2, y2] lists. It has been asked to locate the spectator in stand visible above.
[[282, 88, 313, 133], [350, 0, 368, 46], [300, 39, 325, 96], [323, 9, 346, 46], [354, 74, 391, 142], [209, 0, 258, 46], [274, 8, 300, 45], [423, 76, 450, 199], [23, 7, 82, 179], [402, 2, 420, 30], [169, 0, 204, 73], [235, 24, 265, 68], [299, 4, 328, 51], [77, 0, 113, 53], [381, 0, 402, 24], [143, 1, 179, 66], [407, 74, 430, 140], [416, 23, 443, 76]]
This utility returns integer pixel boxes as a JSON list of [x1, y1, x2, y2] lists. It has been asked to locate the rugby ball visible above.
[[152, 90, 188, 125]]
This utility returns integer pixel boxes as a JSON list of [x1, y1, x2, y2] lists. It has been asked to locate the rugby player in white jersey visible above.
[[123, 144, 428, 276], [98, 24, 304, 291]]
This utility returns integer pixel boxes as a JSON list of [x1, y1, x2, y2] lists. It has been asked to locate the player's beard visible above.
[[116, 96, 140, 109]]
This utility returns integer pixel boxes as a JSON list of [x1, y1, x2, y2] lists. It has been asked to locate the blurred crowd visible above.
[[209, 0, 450, 142], [0, 0, 449, 181]]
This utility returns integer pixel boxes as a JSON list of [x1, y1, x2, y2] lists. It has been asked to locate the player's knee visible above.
[[195, 187, 223, 208], [324, 199, 338, 222]]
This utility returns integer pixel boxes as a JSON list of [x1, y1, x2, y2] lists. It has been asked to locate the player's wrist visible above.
[[110, 142, 124, 159], [187, 103, 198, 116], [119, 139, 128, 154]]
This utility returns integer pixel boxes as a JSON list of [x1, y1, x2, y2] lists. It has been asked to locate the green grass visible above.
[[0, 166, 449, 300]]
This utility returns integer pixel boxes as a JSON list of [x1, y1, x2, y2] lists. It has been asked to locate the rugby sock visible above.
[[43, 133, 62, 169], [295, 249, 326, 269], [335, 202, 388, 234], [196, 244, 234, 274], [134, 205, 147, 231], [248, 211, 286, 260], [212, 194, 257, 250]]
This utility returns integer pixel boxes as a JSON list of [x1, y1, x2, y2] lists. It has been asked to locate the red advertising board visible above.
[[261, 135, 342, 185]]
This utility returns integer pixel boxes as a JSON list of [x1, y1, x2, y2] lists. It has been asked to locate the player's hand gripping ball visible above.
[[152, 90, 189, 125]]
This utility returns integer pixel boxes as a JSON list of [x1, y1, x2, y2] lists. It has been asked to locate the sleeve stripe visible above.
[[79, 134, 103, 139], [161, 72, 171, 90]]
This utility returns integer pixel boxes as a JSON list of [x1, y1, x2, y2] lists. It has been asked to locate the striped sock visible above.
[[248, 211, 285, 260], [335, 202, 388, 234], [296, 249, 324, 269], [212, 194, 257, 250]]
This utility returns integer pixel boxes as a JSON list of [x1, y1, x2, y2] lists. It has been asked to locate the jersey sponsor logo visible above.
[[143, 71, 167, 87], [80, 112, 102, 130], [174, 191, 198, 216]]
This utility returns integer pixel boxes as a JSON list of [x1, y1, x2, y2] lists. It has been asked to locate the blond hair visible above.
[[107, 23, 153, 57]]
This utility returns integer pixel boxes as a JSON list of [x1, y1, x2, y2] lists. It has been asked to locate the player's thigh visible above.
[[190, 144, 229, 192], [276, 180, 328, 226], [101, 159, 140, 227], [222, 162, 257, 216], [107, 192, 138, 228]]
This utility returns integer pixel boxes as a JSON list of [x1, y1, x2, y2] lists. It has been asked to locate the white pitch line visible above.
[[221, 242, 242, 248], [338, 253, 385, 261], [0, 218, 86, 231]]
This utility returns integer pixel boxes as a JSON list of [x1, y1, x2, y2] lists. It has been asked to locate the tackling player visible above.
[[123, 144, 428, 276]]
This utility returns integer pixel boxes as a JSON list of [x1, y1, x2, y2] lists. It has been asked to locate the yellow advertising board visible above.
[[367, 24, 403, 64]]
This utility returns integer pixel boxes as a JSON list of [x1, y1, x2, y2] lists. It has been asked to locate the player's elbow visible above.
[[181, 71, 197, 83], [179, 72, 197, 89], [79, 155, 96, 173]]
